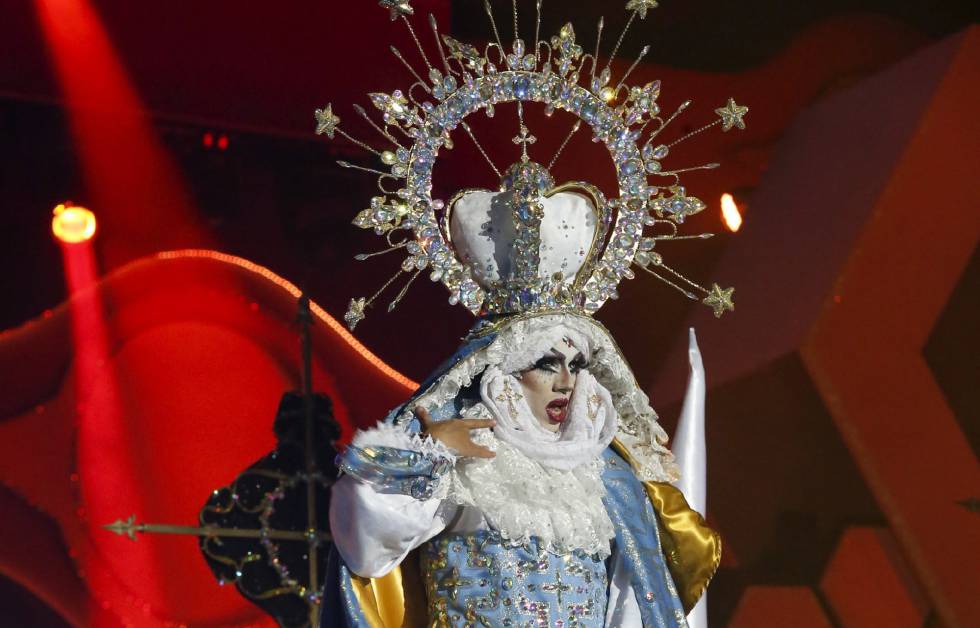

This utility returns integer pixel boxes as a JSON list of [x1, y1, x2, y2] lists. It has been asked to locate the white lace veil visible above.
[[394, 312, 679, 483]]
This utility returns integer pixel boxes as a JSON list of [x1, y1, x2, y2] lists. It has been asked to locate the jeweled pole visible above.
[[298, 294, 321, 628]]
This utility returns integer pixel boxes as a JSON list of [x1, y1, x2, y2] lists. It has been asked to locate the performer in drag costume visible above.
[[326, 312, 719, 627], [314, 2, 747, 625]]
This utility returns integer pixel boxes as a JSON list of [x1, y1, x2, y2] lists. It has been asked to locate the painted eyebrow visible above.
[[542, 350, 586, 363], [536, 352, 564, 366]]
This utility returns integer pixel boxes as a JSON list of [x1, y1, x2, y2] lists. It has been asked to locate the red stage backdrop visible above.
[[0, 251, 416, 627]]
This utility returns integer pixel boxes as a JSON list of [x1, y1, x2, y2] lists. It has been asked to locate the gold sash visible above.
[[349, 439, 721, 626]]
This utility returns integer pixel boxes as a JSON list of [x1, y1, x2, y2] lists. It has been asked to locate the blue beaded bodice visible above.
[[420, 531, 608, 627]]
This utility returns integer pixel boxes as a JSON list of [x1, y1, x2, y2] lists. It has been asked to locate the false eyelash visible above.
[[533, 357, 561, 372]]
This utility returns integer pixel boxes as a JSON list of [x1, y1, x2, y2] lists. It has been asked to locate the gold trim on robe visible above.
[[350, 551, 428, 627]]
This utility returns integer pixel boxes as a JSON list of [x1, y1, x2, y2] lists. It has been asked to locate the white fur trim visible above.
[[352, 421, 457, 464]]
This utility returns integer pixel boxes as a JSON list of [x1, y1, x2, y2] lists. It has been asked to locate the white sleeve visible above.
[[329, 421, 457, 578], [329, 473, 450, 578]]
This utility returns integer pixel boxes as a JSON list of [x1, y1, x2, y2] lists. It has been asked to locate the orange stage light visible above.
[[721, 193, 743, 232], [52, 203, 97, 244], [35, 0, 205, 266]]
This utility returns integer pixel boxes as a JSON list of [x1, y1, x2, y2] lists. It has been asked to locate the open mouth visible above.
[[546, 398, 569, 423]]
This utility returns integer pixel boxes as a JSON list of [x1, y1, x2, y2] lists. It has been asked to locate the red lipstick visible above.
[[546, 398, 569, 423]]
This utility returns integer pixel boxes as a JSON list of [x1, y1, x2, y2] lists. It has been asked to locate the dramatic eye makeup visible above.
[[532, 355, 562, 372], [531, 351, 588, 374], [569, 354, 588, 373]]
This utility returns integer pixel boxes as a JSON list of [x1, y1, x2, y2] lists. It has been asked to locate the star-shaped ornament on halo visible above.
[[715, 97, 749, 131], [625, 0, 659, 19], [344, 297, 367, 330], [702, 284, 735, 318], [378, 0, 413, 20], [314, 104, 340, 138]]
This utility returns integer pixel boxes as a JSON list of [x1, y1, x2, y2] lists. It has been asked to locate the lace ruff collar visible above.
[[448, 404, 616, 558]]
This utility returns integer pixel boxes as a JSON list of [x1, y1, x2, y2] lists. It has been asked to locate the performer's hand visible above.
[[416, 406, 496, 459]]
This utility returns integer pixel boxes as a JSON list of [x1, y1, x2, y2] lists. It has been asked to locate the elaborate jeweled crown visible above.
[[315, 0, 746, 329]]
